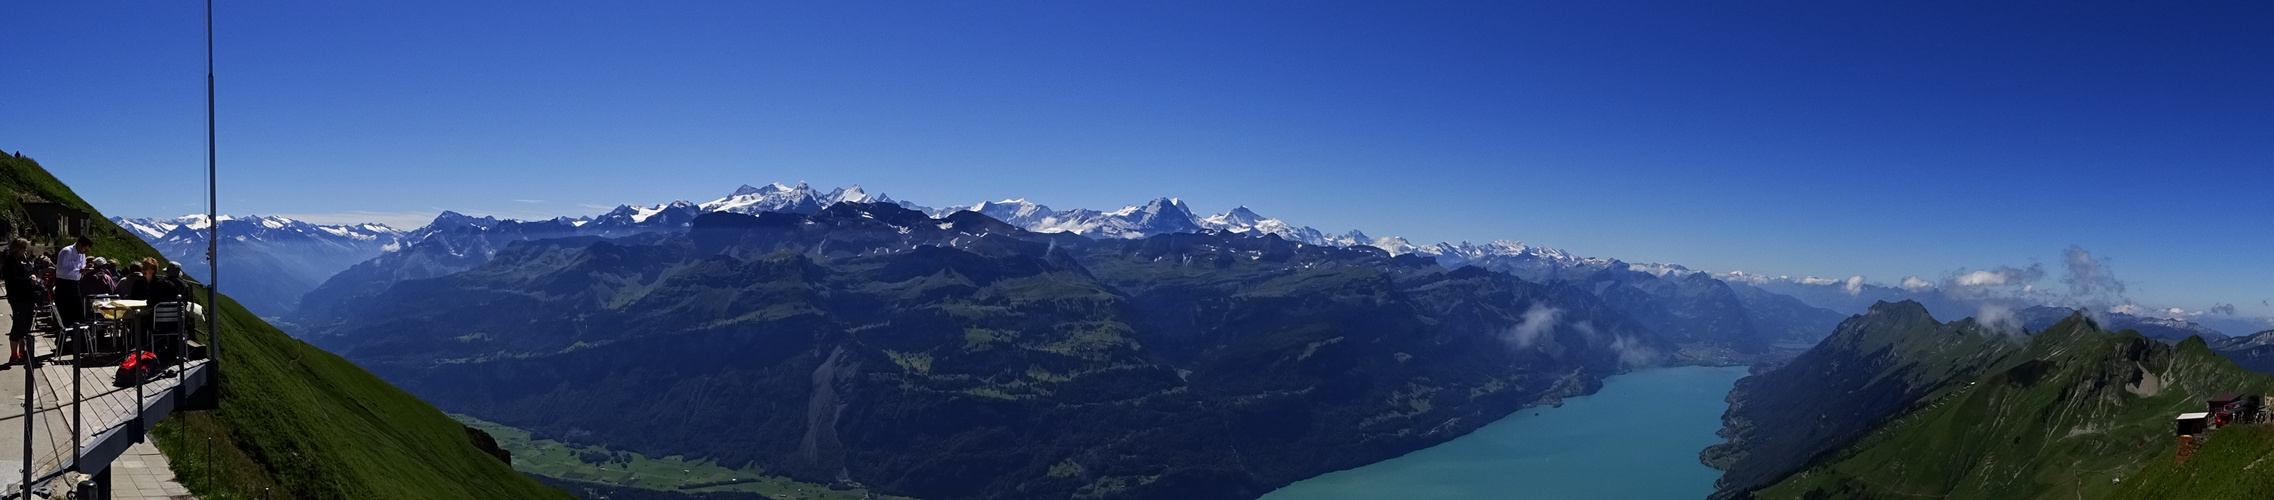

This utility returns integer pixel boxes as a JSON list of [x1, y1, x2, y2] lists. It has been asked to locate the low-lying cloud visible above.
[[1798, 275, 1868, 295], [1942, 264, 2047, 301], [1937, 245, 2174, 327], [1977, 303, 2024, 335], [1505, 303, 1562, 349], [1901, 276, 1936, 292], [1608, 334, 1658, 368], [2061, 245, 2127, 307]]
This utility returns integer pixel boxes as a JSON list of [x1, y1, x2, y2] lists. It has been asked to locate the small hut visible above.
[[2177, 412, 2211, 436], [22, 201, 88, 238], [2209, 393, 2262, 426]]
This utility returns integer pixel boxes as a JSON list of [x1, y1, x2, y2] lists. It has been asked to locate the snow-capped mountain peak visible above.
[[121, 214, 244, 238], [831, 185, 876, 205], [111, 214, 408, 253], [1196, 206, 1338, 244], [698, 182, 896, 216], [1205, 206, 1268, 226]]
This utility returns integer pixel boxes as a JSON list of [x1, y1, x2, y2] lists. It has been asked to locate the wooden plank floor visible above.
[[0, 333, 204, 493]]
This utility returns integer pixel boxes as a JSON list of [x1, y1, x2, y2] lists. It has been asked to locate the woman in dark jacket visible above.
[[134, 260, 187, 304], [3, 238, 41, 365]]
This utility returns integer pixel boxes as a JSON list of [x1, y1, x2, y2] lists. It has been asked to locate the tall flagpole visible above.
[[206, 0, 220, 378]]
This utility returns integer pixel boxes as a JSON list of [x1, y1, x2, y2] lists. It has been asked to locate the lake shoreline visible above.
[[1262, 365, 1752, 500]]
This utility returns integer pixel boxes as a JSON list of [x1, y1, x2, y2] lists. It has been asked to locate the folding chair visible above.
[[151, 301, 189, 364]]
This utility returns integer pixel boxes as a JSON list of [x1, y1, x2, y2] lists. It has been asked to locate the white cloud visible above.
[[1505, 303, 1561, 349], [1944, 264, 2047, 301], [1718, 271, 1771, 284], [1956, 270, 2012, 286], [1843, 276, 1865, 296], [1977, 303, 2023, 335], [2061, 246, 2127, 306], [1609, 334, 1658, 368], [1901, 276, 1935, 292]]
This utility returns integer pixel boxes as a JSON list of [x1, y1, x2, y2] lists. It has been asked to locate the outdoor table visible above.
[[87, 299, 153, 354], [92, 299, 148, 320]]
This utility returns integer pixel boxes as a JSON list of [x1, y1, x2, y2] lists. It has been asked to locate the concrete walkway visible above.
[[103, 440, 194, 499]]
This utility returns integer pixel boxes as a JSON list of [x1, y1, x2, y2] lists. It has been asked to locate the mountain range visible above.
[[106, 180, 2271, 499], [302, 203, 1681, 499], [119, 182, 2254, 342], [113, 214, 405, 316]]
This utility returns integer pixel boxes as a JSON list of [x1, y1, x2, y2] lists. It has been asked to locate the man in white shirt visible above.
[[54, 235, 90, 323]]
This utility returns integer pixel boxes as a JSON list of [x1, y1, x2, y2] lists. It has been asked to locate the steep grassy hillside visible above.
[[0, 155, 569, 499], [1746, 317, 2274, 499], [2107, 423, 2274, 499], [1704, 301, 2022, 497]]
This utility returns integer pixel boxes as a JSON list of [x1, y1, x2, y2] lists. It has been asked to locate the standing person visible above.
[[54, 235, 90, 324], [2, 239, 39, 365]]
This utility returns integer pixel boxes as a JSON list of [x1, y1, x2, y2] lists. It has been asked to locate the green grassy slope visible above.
[[2108, 423, 2274, 499], [0, 155, 570, 499], [1753, 318, 2274, 499], [1705, 302, 2024, 497], [458, 414, 912, 500]]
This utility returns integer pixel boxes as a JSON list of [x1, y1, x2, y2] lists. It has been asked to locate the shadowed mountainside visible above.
[[304, 204, 1710, 500]]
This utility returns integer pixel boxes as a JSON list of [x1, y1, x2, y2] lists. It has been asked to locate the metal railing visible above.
[[3, 297, 207, 499]]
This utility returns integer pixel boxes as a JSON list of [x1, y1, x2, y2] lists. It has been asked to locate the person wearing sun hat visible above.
[[80, 256, 117, 298]]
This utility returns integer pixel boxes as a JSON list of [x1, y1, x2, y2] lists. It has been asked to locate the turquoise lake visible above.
[[1262, 365, 1751, 500]]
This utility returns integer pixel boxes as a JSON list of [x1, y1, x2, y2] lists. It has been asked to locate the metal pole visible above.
[[135, 323, 143, 438], [71, 326, 80, 474], [205, 0, 220, 383], [22, 319, 34, 497]]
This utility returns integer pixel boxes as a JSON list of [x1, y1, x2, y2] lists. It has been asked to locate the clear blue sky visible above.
[[1, 1, 2267, 315]]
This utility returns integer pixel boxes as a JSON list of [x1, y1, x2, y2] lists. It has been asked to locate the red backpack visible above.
[[112, 351, 157, 387]]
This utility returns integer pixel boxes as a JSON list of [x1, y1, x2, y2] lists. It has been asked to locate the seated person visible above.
[[117, 261, 145, 299], [81, 257, 117, 298], [129, 258, 182, 303]]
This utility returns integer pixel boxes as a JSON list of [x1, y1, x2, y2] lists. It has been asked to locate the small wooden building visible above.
[[2177, 412, 2211, 436], [22, 201, 88, 238], [2210, 393, 2245, 412], [2209, 393, 2263, 426]]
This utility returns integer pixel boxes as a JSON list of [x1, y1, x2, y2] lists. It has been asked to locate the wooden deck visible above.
[[0, 332, 210, 494]]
